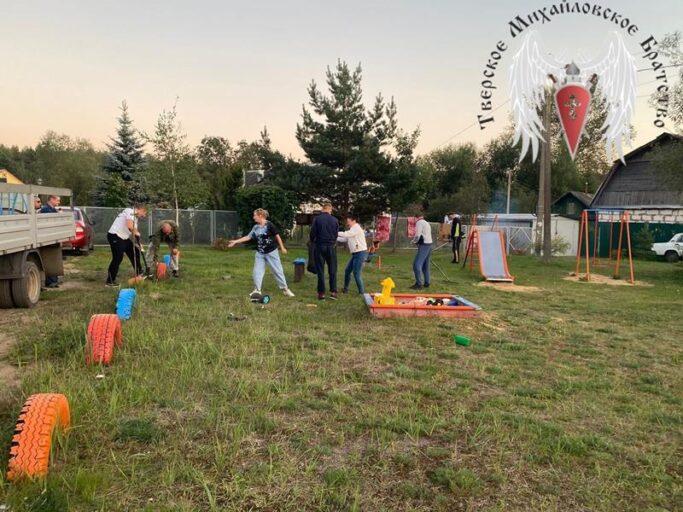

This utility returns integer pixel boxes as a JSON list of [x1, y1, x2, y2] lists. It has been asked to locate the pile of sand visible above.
[[476, 282, 541, 293], [563, 273, 652, 287]]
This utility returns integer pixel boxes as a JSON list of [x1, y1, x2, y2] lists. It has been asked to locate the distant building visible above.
[[243, 169, 265, 187], [552, 191, 593, 220], [590, 132, 683, 246], [0, 169, 23, 184]]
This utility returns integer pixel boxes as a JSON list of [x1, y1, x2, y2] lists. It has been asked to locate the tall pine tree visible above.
[[294, 61, 420, 219], [96, 101, 147, 206]]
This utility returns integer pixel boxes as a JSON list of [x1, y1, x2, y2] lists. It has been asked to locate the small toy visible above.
[[249, 291, 271, 304], [453, 335, 471, 346], [374, 277, 396, 305]]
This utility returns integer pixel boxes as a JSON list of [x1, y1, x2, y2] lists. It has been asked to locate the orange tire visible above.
[[7, 393, 70, 481], [86, 314, 122, 365], [156, 262, 168, 280]]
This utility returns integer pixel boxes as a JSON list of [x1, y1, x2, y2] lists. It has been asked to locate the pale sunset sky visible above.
[[1, 0, 681, 158]]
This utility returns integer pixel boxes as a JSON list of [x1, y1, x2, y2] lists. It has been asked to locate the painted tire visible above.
[[6, 393, 71, 481], [116, 288, 137, 320], [86, 314, 123, 365], [156, 262, 168, 280], [162, 255, 172, 266]]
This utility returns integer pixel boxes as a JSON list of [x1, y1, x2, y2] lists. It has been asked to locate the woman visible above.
[[106, 204, 148, 287], [228, 208, 295, 298], [337, 213, 368, 294], [411, 212, 433, 290]]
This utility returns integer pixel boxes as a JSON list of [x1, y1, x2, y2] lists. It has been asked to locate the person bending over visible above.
[[228, 208, 295, 298], [337, 213, 368, 294], [148, 220, 181, 278], [106, 205, 147, 287]]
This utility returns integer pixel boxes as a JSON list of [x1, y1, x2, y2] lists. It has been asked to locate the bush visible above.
[[633, 223, 655, 259], [235, 185, 297, 239]]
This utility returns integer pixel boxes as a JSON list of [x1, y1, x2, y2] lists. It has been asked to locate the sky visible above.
[[1, 0, 681, 159]]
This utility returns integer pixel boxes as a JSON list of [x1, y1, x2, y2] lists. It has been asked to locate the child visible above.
[[228, 209, 295, 297]]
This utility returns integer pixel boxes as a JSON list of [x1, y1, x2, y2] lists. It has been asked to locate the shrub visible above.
[[235, 185, 297, 239], [633, 223, 655, 259]]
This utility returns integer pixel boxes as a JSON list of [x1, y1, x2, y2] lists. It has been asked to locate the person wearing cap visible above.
[[450, 213, 463, 263], [105, 204, 148, 287], [309, 202, 339, 300]]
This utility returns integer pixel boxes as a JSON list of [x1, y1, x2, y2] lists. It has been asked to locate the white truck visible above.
[[0, 183, 75, 308], [651, 233, 683, 263]]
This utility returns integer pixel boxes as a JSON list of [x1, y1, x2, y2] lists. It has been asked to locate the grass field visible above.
[[0, 246, 681, 511]]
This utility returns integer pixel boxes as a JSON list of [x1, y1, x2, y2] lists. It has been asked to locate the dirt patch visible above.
[[53, 280, 88, 291], [563, 273, 653, 287], [476, 282, 541, 293]]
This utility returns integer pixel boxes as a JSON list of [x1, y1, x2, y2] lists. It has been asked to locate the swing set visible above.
[[575, 208, 635, 284]]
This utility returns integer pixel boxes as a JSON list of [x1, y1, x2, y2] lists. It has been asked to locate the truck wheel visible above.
[[6, 393, 71, 481], [665, 250, 679, 263], [11, 261, 41, 308], [0, 279, 15, 308]]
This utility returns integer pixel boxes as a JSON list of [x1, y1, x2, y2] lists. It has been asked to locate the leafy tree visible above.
[[146, 154, 208, 209], [294, 61, 420, 218], [144, 100, 191, 222], [650, 31, 683, 132], [96, 101, 147, 206], [32, 131, 104, 204], [651, 138, 683, 191], [235, 185, 296, 238]]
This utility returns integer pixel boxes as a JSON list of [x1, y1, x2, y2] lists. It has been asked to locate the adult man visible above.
[[147, 220, 181, 278], [39, 195, 61, 288], [309, 202, 339, 300], [410, 212, 433, 290], [450, 213, 463, 263], [34, 196, 42, 211], [106, 205, 148, 287]]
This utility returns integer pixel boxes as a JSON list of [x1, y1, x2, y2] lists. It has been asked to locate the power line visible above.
[[435, 99, 511, 148]]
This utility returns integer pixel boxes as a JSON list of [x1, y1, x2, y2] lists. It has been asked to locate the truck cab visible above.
[[0, 184, 75, 308], [651, 233, 683, 263]]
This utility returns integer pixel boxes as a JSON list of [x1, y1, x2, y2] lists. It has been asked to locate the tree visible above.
[[235, 185, 296, 238], [32, 131, 104, 204], [294, 61, 421, 219], [96, 101, 147, 206], [144, 100, 191, 222]]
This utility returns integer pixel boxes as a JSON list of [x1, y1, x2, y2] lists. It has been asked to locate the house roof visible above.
[[0, 169, 23, 184], [552, 191, 593, 208], [591, 132, 683, 208]]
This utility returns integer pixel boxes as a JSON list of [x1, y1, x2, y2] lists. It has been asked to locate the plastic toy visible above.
[[454, 335, 471, 346], [374, 277, 396, 305]]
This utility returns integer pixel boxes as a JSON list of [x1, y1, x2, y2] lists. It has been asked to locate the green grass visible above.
[[0, 247, 681, 511]]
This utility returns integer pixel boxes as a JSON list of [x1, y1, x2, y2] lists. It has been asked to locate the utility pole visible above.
[[541, 87, 553, 263], [506, 169, 512, 215]]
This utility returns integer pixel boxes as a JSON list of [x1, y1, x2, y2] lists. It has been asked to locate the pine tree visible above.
[[96, 101, 147, 206]]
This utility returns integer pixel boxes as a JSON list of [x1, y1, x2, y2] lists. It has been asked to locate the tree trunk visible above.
[[541, 88, 553, 263], [171, 160, 179, 225]]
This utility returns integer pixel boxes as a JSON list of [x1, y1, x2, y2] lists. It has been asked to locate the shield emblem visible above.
[[554, 84, 592, 160]]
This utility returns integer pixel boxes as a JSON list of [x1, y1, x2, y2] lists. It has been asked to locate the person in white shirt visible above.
[[337, 213, 368, 294], [106, 205, 148, 287], [411, 213, 433, 290]]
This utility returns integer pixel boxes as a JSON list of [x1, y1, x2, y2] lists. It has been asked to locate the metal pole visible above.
[[542, 87, 552, 263], [506, 169, 512, 215]]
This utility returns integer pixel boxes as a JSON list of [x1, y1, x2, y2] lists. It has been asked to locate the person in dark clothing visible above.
[[39, 195, 61, 288], [310, 202, 339, 300], [450, 213, 463, 263]]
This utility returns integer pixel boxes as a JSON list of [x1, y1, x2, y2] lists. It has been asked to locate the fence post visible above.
[[210, 211, 215, 244]]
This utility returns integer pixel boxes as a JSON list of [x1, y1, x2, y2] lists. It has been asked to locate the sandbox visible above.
[[363, 293, 482, 319]]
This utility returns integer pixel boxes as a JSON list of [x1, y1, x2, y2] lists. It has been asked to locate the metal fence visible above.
[[82, 207, 240, 246], [291, 217, 534, 254], [83, 208, 534, 253]]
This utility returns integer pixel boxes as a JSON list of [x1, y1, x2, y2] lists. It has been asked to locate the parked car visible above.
[[61, 207, 95, 255], [651, 233, 683, 262]]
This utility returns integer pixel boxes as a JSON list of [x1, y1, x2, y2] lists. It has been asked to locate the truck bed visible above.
[[0, 184, 75, 255]]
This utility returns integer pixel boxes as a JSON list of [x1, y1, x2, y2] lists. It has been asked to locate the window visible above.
[[567, 202, 577, 215]]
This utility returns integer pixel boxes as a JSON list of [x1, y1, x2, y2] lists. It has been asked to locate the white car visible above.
[[651, 233, 683, 262]]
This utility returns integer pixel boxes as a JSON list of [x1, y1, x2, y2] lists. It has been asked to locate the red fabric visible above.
[[407, 217, 417, 238], [374, 215, 391, 242]]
